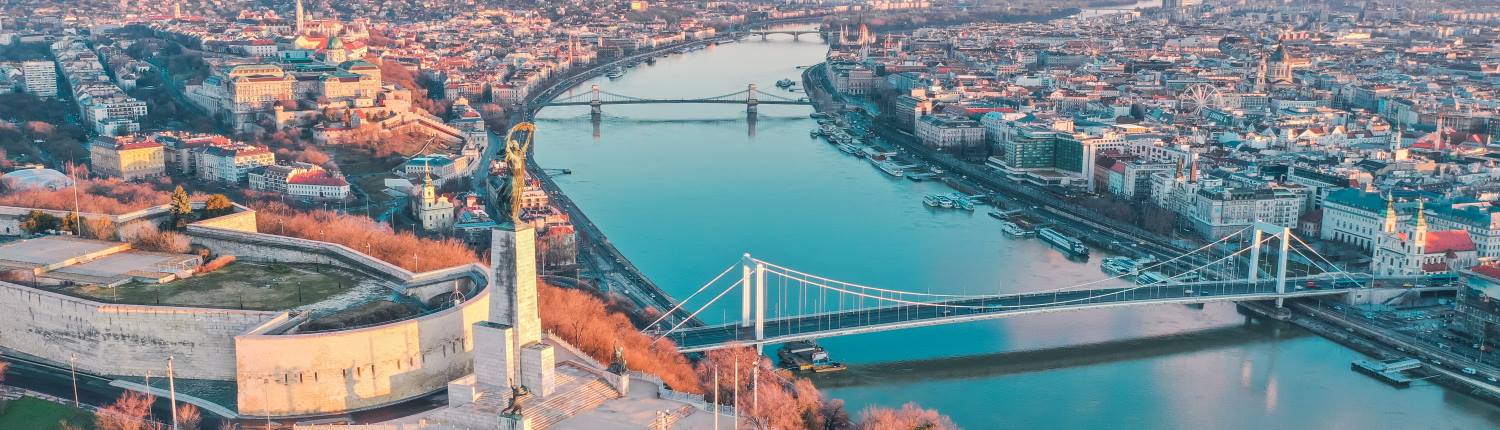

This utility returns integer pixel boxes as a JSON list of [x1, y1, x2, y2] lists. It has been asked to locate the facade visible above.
[[1455, 265, 1500, 350], [20, 60, 56, 98], [1189, 187, 1303, 239], [412, 178, 456, 231], [195, 144, 276, 184], [1001, 125, 1061, 169], [1372, 202, 1478, 276], [1320, 189, 1410, 252], [286, 170, 350, 200], [1428, 203, 1500, 259], [915, 115, 985, 153], [79, 94, 149, 136], [88, 136, 165, 180]]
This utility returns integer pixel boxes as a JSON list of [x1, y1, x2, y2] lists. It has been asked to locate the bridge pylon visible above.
[[1249, 222, 1292, 307], [746, 84, 759, 114], [739, 253, 767, 352], [589, 84, 602, 116]]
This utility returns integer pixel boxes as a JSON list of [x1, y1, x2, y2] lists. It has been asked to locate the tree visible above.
[[203, 194, 234, 217], [857, 403, 957, 430], [95, 391, 162, 430], [61, 212, 80, 235], [177, 403, 202, 430], [169, 185, 193, 229], [20, 210, 61, 233]]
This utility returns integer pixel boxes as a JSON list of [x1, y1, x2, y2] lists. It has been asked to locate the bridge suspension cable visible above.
[[645, 262, 742, 330], [652, 278, 745, 344], [748, 225, 1252, 300], [756, 233, 1272, 312]]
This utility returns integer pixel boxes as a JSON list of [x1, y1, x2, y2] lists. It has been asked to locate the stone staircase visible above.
[[528, 374, 622, 429]]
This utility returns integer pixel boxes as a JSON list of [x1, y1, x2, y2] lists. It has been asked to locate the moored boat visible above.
[[1038, 227, 1089, 257]]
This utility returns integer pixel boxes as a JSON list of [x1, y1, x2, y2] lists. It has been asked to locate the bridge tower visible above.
[[589, 84, 603, 116], [740, 253, 767, 352], [746, 84, 759, 114], [1248, 222, 1292, 307]]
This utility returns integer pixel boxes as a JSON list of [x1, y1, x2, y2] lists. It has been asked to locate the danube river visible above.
[[533, 29, 1500, 430]]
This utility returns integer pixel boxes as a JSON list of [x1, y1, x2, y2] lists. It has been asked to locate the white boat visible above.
[[1101, 256, 1137, 276], [874, 160, 904, 177], [1038, 227, 1089, 257], [1000, 221, 1029, 237], [837, 143, 861, 154]]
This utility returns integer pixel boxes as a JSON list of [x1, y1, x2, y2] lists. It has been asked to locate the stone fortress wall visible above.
[[0, 206, 496, 418], [233, 286, 492, 418], [0, 279, 277, 380]]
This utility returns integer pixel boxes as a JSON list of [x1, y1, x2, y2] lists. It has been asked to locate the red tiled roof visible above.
[[289, 172, 348, 186], [1423, 262, 1450, 273], [1471, 264, 1500, 280], [1427, 230, 1476, 254]]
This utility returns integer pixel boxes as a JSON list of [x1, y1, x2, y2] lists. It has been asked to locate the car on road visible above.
[[1463, 367, 1478, 375]]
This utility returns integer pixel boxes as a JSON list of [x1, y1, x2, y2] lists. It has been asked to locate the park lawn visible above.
[[0, 396, 94, 430], [60, 262, 361, 310], [329, 146, 407, 208]]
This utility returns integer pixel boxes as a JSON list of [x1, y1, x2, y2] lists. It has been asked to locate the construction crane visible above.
[[502, 122, 535, 223]]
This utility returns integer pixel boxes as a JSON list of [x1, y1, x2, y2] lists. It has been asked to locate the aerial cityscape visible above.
[[0, 0, 1498, 428]]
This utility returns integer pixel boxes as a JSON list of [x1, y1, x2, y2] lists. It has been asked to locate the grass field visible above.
[[0, 396, 94, 430], [60, 262, 363, 310], [330, 146, 407, 207]]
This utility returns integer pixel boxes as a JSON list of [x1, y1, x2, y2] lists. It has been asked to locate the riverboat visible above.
[[874, 160, 904, 177], [1039, 227, 1089, 257], [779, 341, 846, 373], [924, 195, 942, 208], [1000, 221, 1030, 237], [950, 193, 975, 211], [1101, 256, 1138, 277], [606, 68, 625, 79]]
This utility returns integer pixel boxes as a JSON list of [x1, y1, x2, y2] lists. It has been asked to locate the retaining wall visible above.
[[234, 286, 493, 418], [0, 280, 278, 380]]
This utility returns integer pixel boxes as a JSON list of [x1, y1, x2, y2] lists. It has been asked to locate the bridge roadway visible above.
[[545, 99, 812, 107], [667, 280, 1363, 353]]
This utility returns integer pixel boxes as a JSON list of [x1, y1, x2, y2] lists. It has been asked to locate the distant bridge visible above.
[[542, 84, 811, 114], [743, 29, 823, 40]]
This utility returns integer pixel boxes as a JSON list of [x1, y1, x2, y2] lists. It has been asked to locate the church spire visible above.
[[1383, 192, 1397, 233], [1416, 199, 1427, 230], [295, 0, 305, 35]]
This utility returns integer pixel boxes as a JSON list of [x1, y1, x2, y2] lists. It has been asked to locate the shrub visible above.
[[198, 255, 236, 273], [0, 177, 172, 214], [118, 221, 191, 254], [537, 283, 701, 393], [252, 202, 479, 272]]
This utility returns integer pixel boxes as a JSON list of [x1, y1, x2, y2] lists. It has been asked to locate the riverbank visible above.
[[517, 19, 830, 328], [1238, 300, 1500, 406], [807, 49, 1500, 410]]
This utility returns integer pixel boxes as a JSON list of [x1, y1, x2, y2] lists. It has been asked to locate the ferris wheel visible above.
[[1177, 83, 1225, 116]]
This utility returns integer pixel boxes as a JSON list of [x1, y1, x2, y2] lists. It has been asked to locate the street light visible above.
[[69, 353, 79, 407]]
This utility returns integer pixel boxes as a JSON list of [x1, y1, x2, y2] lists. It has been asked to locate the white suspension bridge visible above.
[[646, 223, 1457, 353]]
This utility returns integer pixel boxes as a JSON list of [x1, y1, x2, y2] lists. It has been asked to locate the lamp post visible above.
[[69, 353, 78, 407]]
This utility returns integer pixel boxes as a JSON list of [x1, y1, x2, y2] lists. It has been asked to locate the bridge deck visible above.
[[665, 282, 1373, 352], [545, 100, 811, 106]]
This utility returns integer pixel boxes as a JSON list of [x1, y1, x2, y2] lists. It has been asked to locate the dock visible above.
[[1351, 358, 1420, 388]]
